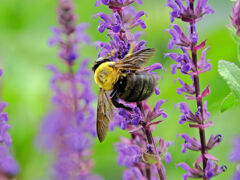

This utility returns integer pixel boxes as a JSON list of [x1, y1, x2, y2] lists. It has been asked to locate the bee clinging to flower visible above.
[[92, 47, 156, 142]]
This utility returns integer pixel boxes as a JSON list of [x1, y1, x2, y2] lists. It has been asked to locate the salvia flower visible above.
[[95, 1, 170, 179], [177, 161, 227, 180], [0, 71, 19, 179], [39, 0, 100, 179], [116, 137, 171, 180], [166, 0, 225, 179], [116, 140, 142, 167], [94, 5, 147, 60], [167, 0, 214, 23], [177, 133, 201, 153], [230, 0, 240, 36]]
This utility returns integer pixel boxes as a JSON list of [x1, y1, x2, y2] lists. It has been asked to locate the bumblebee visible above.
[[92, 48, 156, 142]]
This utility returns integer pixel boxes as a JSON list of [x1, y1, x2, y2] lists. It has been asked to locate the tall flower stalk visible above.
[[224, 1, 240, 180], [0, 70, 19, 180], [94, 1, 171, 180], [166, 0, 226, 179], [39, 0, 100, 179]]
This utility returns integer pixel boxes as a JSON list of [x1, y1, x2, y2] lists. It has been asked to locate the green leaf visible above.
[[218, 60, 240, 102], [221, 92, 239, 112]]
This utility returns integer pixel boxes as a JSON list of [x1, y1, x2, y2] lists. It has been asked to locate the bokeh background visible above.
[[0, 0, 238, 179]]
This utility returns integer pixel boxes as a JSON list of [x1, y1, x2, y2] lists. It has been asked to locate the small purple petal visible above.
[[101, 0, 110, 5], [164, 152, 172, 163], [112, 25, 121, 33], [155, 87, 160, 95], [176, 162, 191, 172]]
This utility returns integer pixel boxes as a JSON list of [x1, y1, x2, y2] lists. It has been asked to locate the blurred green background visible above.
[[0, 0, 239, 179]]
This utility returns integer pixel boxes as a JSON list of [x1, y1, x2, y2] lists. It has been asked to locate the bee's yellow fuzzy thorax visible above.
[[94, 61, 120, 91]]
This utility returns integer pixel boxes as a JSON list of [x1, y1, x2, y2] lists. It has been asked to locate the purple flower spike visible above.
[[39, 0, 100, 179], [95, 0, 170, 179], [167, 0, 224, 179], [0, 71, 19, 178], [48, 0, 89, 64]]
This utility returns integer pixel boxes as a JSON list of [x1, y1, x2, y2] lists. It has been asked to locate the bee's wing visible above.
[[113, 48, 155, 70], [96, 88, 114, 142]]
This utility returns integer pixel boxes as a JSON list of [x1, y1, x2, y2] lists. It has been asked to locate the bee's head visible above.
[[92, 57, 112, 72]]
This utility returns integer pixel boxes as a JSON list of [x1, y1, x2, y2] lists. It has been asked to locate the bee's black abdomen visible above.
[[118, 72, 156, 102]]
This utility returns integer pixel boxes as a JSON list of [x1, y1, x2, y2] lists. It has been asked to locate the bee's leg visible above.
[[110, 88, 118, 97], [111, 96, 132, 111]]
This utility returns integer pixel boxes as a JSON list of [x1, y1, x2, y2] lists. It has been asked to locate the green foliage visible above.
[[220, 92, 239, 112], [218, 60, 240, 99]]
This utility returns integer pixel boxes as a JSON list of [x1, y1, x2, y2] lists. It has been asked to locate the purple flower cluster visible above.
[[111, 101, 170, 180], [166, 0, 225, 179], [94, 1, 170, 179], [94, 0, 147, 59], [48, 0, 90, 64], [116, 136, 171, 180], [39, 0, 100, 179], [230, 0, 240, 36], [167, 0, 214, 23], [229, 136, 240, 180], [0, 70, 19, 179]]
